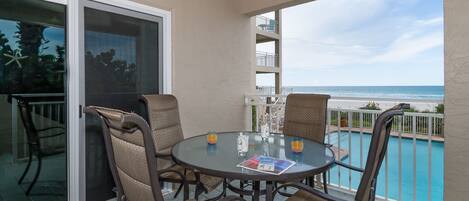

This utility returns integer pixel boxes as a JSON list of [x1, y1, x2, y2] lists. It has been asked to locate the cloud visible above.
[[416, 17, 443, 26], [368, 31, 443, 63], [281, 0, 443, 70]]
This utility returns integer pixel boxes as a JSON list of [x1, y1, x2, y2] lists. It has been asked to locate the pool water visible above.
[[326, 132, 444, 201]]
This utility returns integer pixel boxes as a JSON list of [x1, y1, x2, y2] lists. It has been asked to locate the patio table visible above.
[[171, 131, 335, 201]]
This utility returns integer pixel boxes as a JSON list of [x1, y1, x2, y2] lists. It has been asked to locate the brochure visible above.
[[237, 155, 295, 175]]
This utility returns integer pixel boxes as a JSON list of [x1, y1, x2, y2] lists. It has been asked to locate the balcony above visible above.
[[256, 16, 280, 43], [256, 51, 280, 73]]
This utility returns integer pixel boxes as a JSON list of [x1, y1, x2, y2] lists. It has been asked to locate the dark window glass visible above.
[[84, 7, 162, 201], [0, 0, 67, 201]]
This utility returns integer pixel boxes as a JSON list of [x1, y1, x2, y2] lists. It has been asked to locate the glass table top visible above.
[[172, 132, 335, 181]]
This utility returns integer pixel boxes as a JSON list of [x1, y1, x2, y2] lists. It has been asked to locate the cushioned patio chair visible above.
[[282, 94, 331, 193], [140, 94, 225, 200], [85, 106, 243, 201], [16, 97, 66, 195], [274, 103, 410, 201]]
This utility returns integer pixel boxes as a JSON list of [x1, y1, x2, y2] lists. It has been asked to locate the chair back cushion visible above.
[[283, 94, 330, 143], [85, 106, 163, 201], [141, 94, 184, 169]]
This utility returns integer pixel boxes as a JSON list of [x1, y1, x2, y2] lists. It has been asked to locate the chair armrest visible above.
[[155, 152, 172, 159], [274, 182, 346, 201], [157, 169, 186, 182], [335, 161, 364, 172]]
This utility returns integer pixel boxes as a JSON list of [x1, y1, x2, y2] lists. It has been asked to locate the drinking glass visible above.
[[291, 138, 304, 153], [237, 133, 249, 156], [207, 131, 218, 145]]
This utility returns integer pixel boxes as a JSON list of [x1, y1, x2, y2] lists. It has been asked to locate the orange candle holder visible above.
[[291, 140, 304, 153], [207, 133, 218, 145]]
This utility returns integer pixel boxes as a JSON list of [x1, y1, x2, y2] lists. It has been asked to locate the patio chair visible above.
[[85, 106, 243, 201], [283, 93, 330, 143], [16, 97, 66, 195], [140, 94, 225, 200], [273, 103, 410, 201], [282, 93, 331, 193]]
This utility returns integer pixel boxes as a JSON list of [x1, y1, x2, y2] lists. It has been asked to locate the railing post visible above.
[[398, 116, 403, 201], [347, 111, 352, 190], [428, 116, 432, 201], [337, 110, 341, 187], [327, 109, 332, 183], [11, 97, 18, 160], [359, 112, 363, 170], [412, 115, 417, 201]]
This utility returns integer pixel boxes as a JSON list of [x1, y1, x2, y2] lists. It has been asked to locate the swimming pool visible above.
[[326, 131, 444, 201]]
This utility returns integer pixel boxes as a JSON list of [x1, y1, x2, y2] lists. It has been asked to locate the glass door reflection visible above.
[[0, 0, 67, 200], [84, 3, 162, 201]]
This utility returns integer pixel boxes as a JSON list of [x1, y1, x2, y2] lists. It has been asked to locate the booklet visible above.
[[237, 155, 295, 175]]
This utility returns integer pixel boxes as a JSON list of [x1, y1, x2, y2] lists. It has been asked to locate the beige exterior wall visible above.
[[444, 0, 469, 200], [129, 0, 251, 137], [236, 0, 314, 16]]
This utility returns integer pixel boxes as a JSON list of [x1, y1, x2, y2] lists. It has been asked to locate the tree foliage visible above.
[[0, 22, 65, 94]]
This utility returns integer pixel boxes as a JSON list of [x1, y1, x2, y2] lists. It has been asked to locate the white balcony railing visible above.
[[256, 51, 279, 67], [11, 93, 66, 160], [245, 94, 444, 201], [256, 15, 277, 33]]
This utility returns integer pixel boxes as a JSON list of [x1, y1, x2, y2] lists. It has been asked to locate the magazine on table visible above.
[[237, 155, 295, 175]]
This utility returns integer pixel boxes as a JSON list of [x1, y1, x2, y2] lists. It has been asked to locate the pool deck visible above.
[[328, 126, 445, 142]]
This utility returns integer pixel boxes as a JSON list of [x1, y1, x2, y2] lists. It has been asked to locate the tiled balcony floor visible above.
[[0, 153, 66, 201], [1, 153, 353, 201], [164, 180, 354, 201]]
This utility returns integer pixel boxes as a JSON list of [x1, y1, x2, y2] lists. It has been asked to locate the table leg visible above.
[[265, 181, 274, 201], [252, 181, 260, 201], [240, 180, 245, 198]]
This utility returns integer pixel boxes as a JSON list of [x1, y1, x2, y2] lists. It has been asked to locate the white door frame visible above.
[[66, 0, 172, 200]]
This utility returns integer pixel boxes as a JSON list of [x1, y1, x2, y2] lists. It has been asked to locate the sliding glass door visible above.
[[83, 2, 163, 201], [0, 0, 167, 200], [0, 0, 67, 200]]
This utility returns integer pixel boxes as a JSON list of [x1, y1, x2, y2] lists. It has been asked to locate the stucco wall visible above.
[[444, 0, 469, 200], [131, 0, 255, 137], [236, 0, 314, 16]]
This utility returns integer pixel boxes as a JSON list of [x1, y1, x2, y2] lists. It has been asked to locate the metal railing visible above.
[[256, 15, 277, 33], [256, 86, 293, 95], [11, 93, 66, 160], [245, 94, 444, 201], [256, 51, 279, 67]]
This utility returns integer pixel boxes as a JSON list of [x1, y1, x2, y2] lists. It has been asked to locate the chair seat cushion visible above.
[[287, 190, 326, 201], [159, 165, 223, 192]]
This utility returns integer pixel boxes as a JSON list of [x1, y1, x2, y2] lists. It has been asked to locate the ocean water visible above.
[[327, 132, 444, 201], [287, 86, 444, 100]]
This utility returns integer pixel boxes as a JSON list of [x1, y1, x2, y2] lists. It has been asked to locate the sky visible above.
[[257, 0, 444, 87]]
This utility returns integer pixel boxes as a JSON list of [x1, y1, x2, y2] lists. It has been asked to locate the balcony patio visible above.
[[0, 0, 468, 201], [0, 92, 444, 201]]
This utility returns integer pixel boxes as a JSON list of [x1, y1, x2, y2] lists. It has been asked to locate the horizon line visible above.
[[257, 85, 445, 87]]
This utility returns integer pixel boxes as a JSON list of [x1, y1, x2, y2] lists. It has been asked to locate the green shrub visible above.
[[435, 104, 444, 114], [359, 101, 381, 110]]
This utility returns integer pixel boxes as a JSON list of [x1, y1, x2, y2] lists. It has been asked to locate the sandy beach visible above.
[[329, 98, 441, 111]]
